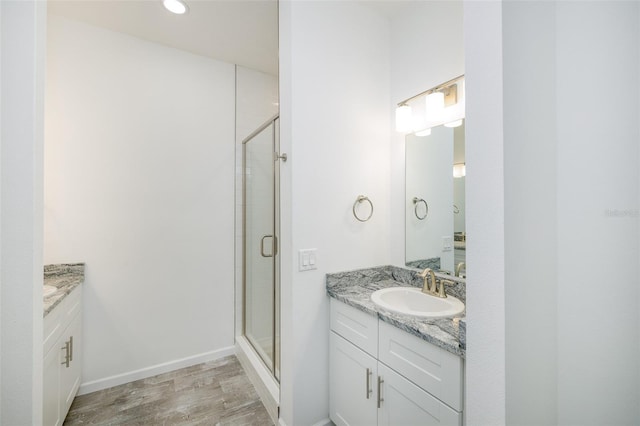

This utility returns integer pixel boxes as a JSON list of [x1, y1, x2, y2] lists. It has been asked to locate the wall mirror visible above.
[[405, 122, 466, 277]]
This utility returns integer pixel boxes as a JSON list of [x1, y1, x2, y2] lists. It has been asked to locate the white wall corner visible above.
[[463, 1, 506, 424], [0, 0, 46, 423], [277, 1, 294, 425]]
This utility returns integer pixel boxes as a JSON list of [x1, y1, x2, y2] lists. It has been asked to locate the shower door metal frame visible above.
[[242, 114, 281, 381]]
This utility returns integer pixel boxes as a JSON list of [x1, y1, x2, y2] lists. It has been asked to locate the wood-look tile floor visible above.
[[64, 355, 274, 426]]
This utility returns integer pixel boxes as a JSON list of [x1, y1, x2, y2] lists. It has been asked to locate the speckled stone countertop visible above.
[[44, 263, 84, 318], [405, 257, 440, 270], [326, 265, 466, 358]]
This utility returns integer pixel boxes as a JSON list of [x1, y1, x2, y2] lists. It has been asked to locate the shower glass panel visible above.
[[243, 117, 280, 380]]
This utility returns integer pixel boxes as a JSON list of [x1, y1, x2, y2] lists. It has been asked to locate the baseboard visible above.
[[235, 337, 279, 424], [279, 417, 332, 426], [77, 346, 235, 395]]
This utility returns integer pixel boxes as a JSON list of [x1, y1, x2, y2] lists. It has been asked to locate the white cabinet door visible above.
[[59, 313, 82, 419], [43, 343, 62, 426], [378, 364, 461, 426], [330, 331, 378, 426]]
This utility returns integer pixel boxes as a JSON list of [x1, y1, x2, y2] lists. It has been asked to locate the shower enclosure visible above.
[[243, 115, 281, 381]]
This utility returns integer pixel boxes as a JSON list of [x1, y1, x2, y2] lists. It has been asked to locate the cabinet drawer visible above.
[[330, 299, 378, 357], [378, 321, 463, 411], [378, 363, 461, 426]]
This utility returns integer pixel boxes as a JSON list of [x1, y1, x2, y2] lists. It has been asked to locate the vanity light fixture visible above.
[[415, 128, 432, 137], [395, 75, 464, 134], [163, 0, 189, 14], [395, 104, 413, 133], [453, 163, 466, 178], [425, 91, 445, 123]]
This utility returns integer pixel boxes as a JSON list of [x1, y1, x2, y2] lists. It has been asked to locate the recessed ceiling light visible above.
[[163, 0, 188, 15]]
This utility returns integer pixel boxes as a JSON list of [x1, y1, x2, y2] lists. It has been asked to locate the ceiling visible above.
[[48, 0, 279, 75]]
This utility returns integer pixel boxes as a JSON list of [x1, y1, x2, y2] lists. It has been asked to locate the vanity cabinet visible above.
[[43, 286, 83, 426], [330, 299, 463, 426]]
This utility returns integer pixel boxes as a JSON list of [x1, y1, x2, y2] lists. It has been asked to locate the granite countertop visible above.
[[326, 265, 466, 358], [44, 263, 85, 318]]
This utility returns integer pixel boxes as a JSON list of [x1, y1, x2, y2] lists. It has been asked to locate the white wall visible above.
[[503, 1, 558, 424], [44, 16, 236, 390], [236, 67, 279, 144], [279, 1, 391, 424], [468, 1, 640, 425], [464, 2, 506, 424], [0, 0, 46, 423], [554, 2, 638, 424], [389, 0, 464, 267]]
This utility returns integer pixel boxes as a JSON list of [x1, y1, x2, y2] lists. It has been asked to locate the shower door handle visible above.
[[261, 235, 276, 258], [261, 235, 278, 257]]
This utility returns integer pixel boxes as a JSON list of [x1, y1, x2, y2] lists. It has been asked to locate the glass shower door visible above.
[[243, 117, 280, 380]]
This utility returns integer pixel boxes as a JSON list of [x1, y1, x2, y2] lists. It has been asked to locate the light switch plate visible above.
[[299, 249, 317, 271], [442, 236, 453, 252]]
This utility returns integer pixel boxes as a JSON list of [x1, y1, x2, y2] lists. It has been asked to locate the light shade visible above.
[[395, 105, 413, 133], [453, 163, 466, 178], [415, 128, 431, 137], [163, 0, 188, 14], [425, 91, 444, 123]]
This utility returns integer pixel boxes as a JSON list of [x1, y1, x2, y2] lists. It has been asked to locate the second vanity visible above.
[[326, 265, 465, 426]]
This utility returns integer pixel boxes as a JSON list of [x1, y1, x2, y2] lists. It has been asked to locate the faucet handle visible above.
[[438, 279, 454, 298]]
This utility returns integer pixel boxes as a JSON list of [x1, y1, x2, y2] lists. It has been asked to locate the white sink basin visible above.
[[371, 287, 465, 318], [44, 285, 57, 297]]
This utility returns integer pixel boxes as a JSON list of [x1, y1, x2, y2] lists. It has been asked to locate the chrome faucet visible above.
[[417, 268, 447, 298], [455, 262, 466, 277]]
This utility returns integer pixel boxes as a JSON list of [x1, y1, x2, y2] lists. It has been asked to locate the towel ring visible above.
[[353, 195, 374, 222], [413, 197, 428, 220]]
